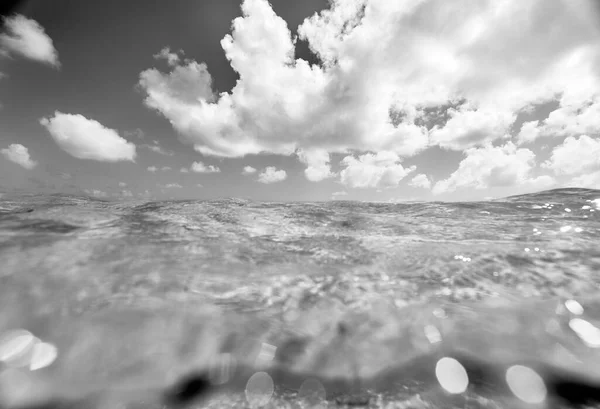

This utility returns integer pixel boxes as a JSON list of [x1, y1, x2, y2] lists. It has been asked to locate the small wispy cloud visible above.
[[161, 166, 172, 171], [1, 143, 37, 169], [147, 166, 158, 172], [190, 161, 220, 173], [164, 183, 183, 189]]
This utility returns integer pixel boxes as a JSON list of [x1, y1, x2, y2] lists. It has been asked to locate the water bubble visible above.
[[29, 342, 57, 371], [245, 372, 274, 408], [574, 227, 583, 233], [534, 248, 540, 252], [569, 318, 600, 348], [524, 248, 530, 252], [564, 208, 571, 212], [565, 300, 584, 315], [560, 226, 572, 233], [506, 365, 547, 404], [0, 330, 36, 364], [435, 357, 469, 394], [298, 378, 326, 408]]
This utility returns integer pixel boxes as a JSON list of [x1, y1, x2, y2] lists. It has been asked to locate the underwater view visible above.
[[1, 188, 600, 409]]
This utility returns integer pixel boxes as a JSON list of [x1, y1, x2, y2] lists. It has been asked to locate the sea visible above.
[[0, 187, 600, 409]]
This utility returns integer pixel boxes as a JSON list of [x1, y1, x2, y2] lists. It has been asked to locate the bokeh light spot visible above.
[[435, 357, 469, 394], [245, 372, 274, 408], [29, 342, 58, 371], [565, 300, 584, 315], [506, 365, 547, 404], [298, 378, 327, 408], [569, 318, 600, 348], [0, 330, 36, 364]]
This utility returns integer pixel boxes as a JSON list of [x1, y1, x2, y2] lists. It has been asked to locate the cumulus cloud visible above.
[[542, 135, 600, 177], [1, 143, 37, 169], [40, 112, 136, 162], [118, 182, 127, 187], [180, 167, 189, 173], [161, 166, 172, 171], [165, 183, 183, 189], [409, 174, 431, 189], [147, 166, 158, 172], [138, 0, 600, 182], [120, 190, 133, 197], [258, 166, 287, 184], [340, 151, 415, 189], [242, 165, 257, 175], [432, 143, 554, 194], [190, 161, 220, 173], [297, 149, 335, 182], [0, 14, 60, 67], [516, 99, 600, 145]]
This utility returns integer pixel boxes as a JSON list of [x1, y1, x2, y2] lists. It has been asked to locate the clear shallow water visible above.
[[0, 188, 600, 408]]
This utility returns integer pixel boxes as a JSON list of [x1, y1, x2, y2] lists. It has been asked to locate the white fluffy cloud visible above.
[[180, 167, 189, 173], [190, 161, 220, 173], [517, 99, 600, 145], [138, 0, 600, 183], [433, 143, 554, 194], [297, 149, 335, 182], [0, 14, 60, 67], [40, 112, 136, 162], [1, 143, 37, 169], [409, 174, 431, 189], [165, 183, 183, 188], [258, 166, 287, 184], [542, 135, 600, 177], [340, 151, 415, 189], [242, 165, 257, 175]]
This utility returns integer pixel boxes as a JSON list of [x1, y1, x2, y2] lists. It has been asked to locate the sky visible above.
[[0, 0, 599, 202]]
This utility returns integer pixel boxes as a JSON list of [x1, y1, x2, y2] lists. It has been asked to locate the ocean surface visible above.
[[1, 188, 600, 409]]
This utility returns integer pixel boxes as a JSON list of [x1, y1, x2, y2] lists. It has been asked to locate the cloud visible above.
[[118, 182, 127, 187], [258, 166, 287, 184], [40, 112, 136, 162], [190, 161, 220, 173], [516, 99, 600, 145], [141, 143, 174, 156], [124, 128, 145, 140], [180, 167, 189, 173], [165, 183, 183, 189], [120, 190, 133, 197], [84, 189, 108, 198], [409, 174, 431, 189], [432, 143, 554, 194], [161, 166, 172, 171], [153, 47, 182, 67], [569, 171, 600, 188], [0, 14, 60, 67], [242, 165, 257, 175], [1, 143, 37, 169], [331, 191, 348, 200], [197, 183, 203, 188], [542, 135, 600, 177], [147, 166, 158, 172], [339, 151, 415, 189], [138, 0, 600, 182], [297, 149, 335, 182]]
